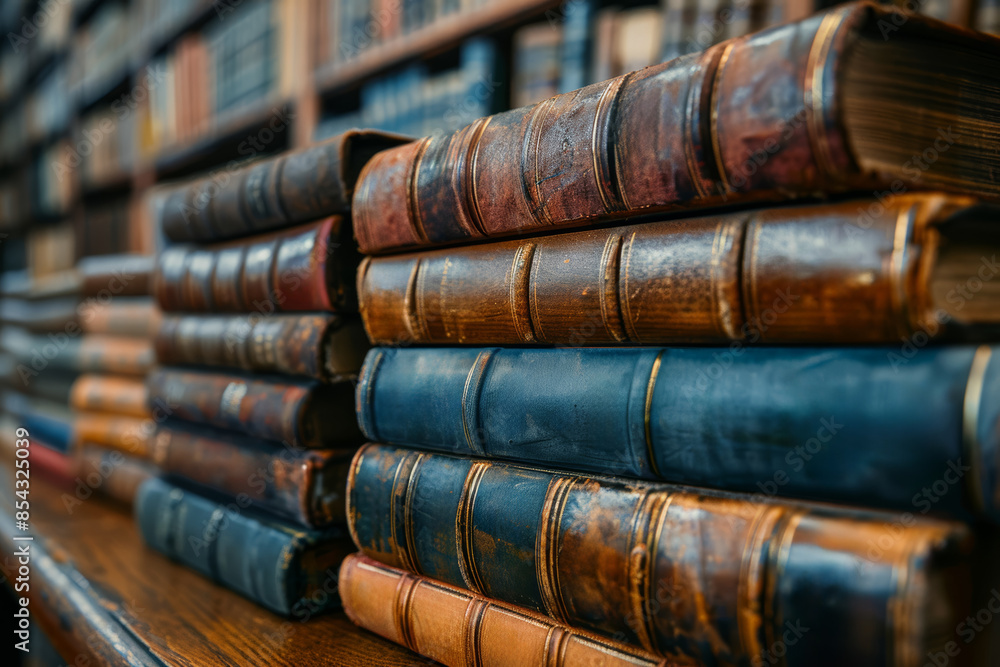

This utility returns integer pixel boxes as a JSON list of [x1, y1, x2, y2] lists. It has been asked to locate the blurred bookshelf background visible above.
[[0, 0, 992, 280]]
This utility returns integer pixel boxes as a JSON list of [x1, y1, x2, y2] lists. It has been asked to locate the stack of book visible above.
[[135, 130, 406, 617], [339, 3, 1000, 665]]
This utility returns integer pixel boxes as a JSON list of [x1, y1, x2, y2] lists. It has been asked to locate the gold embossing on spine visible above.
[[537, 476, 576, 624], [461, 117, 491, 238], [526, 98, 557, 226], [600, 234, 628, 342], [511, 243, 538, 343], [463, 597, 488, 667], [406, 137, 433, 245], [708, 43, 736, 194], [403, 258, 428, 343], [392, 571, 420, 652], [593, 76, 629, 213], [626, 491, 673, 653], [738, 506, 785, 662], [390, 451, 425, 574], [711, 219, 743, 340], [644, 351, 665, 478], [456, 462, 490, 594], [543, 626, 571, 667], [890, 206, 917, 339], [620, 231, 642, 342], [963, 346, 991, 515], [804, 10, 846, 180], [763, 509, 804, 658]]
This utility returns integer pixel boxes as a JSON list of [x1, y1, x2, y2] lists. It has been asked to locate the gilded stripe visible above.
[[528, 99, 556, 226], [763, 509, 804, 665], [467, 116, 492, 235], [600, 234, 628, 342], [708, 43, 736, 194], [889, 206, 916, 339], [406, 137, 433, 245], [644, 351, 665, 478], [626, 491, 672, 653], [461, 349, 496, 457], [738, 506, 783, 662], [804, 10, 846, 180], [456, 462, 490, 594], [543, 626, 571, 667], [620, 231, 641, 342], [402, 258, 427, 343], [463, 598, 488, 667], [963, 346, 991, 515], [592, 76, 628, 213], [393, 572, 420, 652], [511, 243, 538, 343], [537, 476, 576, 623]]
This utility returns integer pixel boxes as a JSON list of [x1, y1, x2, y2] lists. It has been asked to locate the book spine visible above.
[[135, 477, 350, 616], [152, 422, 351, 527], [159, 131, 410, 243], [357, 195, 970, 345], [352, 4, 868, 253], [347, 444, 974, 667], [147, 368, 361, 448], [339, 554, 673, 667], [72, 413, 152, 459], [155, 313, 368, 380], [73, 445, 156, 506], [154, 217, 353, 313], [77, 336, 156, 376], [69, 374, 151, 418], [79, 299, 162, 338]]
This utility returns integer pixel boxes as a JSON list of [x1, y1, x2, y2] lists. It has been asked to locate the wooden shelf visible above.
[[314, 0, 562, 95], [0, 471, 424, 666]]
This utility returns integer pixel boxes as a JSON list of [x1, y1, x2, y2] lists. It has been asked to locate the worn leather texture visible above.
[[152, 420, 353, 528], [136, 477, 351, 616], [358, 194, 985, 345], [339, 554, 681, 667], [147, 368, 360, 449], [69, 374, 150, 418], [357, 345, 1000, 523], [155, 313, 369, 381], [154, 217, 358, 313], [159, 129, 411, 243], [348, 444, 974, 667], [352, 2, 998, 254]]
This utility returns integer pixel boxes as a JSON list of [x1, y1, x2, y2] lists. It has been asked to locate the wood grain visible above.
[[0, 468, 429, 666]]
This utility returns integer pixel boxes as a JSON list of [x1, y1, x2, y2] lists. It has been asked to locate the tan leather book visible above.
[[352, 2, 1000, 254], [69, 375, 150, 419], [72, 413, 152, 460], [79, 298, 162, 338], [339, 554, 682, 667]]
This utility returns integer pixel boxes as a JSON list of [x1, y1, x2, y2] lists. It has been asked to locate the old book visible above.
[[136, 477, 352, 616], [152, 421, 353, 528], [358, 194, 1000, 345], [159, 130, 410, 243], [69, 374, 150, 418], [73, 444, 157, 506], [75, 336, 156, 376], [352, 2, 1000, 254], [147, 368, 361, 448], [340, 554, 680, 667], [1, 393, 73, 453], [0, 297, 79, 333], [2, 331, 153, 382], [348, 444, 975, 666], [154, 217, 358, 313], [79, 298, 162, 338], [358, 345, 1000, 521], [155, 313, 369, 381], [72, 413, 152, 460], [77, 253, 155, 298]]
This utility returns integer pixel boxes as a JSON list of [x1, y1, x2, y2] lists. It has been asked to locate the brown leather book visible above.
[[78, 336, 156, 376], [352, 1, 1000, 254], [154, 313, 369, 381], [72, 444, 156, 507], [359, 193, 1000, 345], [79, 298, 162, 338], [339, 554, 680, 667], [146, 368, 361, 449], [160, 129, 410, 243], [154, 217, 357, 313], [69, 375, 150, 419], [77, 254, 155, 298], [72, 413, 152, 460]]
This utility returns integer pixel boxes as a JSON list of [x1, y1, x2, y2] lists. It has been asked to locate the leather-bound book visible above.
[[339, 554, 682, 667], [77, 254, 155, 298], [352, 1, 1000, 254], [152, 421, 353, 528], [1, 393, 73, 452], [155, 313, 369, 381], [357, 345, 1000, 522], [79, 298, 162, 338], [348, 444, 974, 667], [76, 336, 156, 376], [73, 444, 156, 506], [0, 297, 79, 333], [159, 130, 410, 243], [359, 194, 1000, 345], [154, 217, 358, 313], [72, 413, 152, 459], [147, 368, 361, 448], [69, 374, 150, 418], [136, 477, 352, 616]]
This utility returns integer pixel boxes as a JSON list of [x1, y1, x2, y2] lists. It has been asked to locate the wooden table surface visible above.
[[0, 469, 431, 666]]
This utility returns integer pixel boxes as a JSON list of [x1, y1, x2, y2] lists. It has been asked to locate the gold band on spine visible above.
[[889, 206, 916, 340], [685, 51, 716, 200], [626, 491, 672, 653], [804, 11, 845, 180], [620, 232, 641, 342], [463, 598, 488, 667], [963, 346, 991, 515], [462, 117, 491, 238], [406, 137, 433, 245], [392, 572, 420, 652], [708, 43, 735, 194], [644, 351, 665, 478], [510, 243, 538, 343], [763, 509, 804, 665], [456, 462, 490, 594], [592, 76, 629, 213], [537, 476, 576, 623], [737, 506, 783, 663], [462, 349, 496, 457], [528, 99, 556, 226], [543, 626, 571, 667], [599, 234, 628, 342]]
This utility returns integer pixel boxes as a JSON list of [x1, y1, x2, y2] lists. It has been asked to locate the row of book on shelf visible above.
[[5, 2, 1000, 665]]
